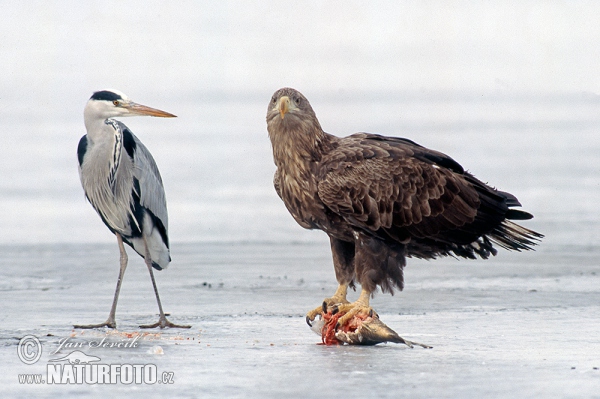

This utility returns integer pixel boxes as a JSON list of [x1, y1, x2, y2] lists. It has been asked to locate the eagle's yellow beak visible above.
[[278, 96, 290, 119]]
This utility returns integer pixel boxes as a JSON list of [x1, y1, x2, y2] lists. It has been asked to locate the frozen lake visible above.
[[1, 240, 599, 398]]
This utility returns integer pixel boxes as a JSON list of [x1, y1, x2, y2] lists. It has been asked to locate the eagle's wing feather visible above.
[[318, 133, 481, 245]]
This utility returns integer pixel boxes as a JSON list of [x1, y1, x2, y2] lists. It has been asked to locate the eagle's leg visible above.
[[306, 237, 356, 326], [330, 232, 401, 329], [306, 283, 350, 326], [333, 288, 377, 329], [139, 237, 191, 329]]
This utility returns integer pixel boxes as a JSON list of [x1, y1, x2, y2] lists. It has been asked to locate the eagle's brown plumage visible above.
[[266, 87, 542, 321]]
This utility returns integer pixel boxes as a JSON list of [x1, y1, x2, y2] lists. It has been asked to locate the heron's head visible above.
[[84, 89, 176, 122]]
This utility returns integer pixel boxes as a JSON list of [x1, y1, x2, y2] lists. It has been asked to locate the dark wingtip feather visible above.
[[506, 209, 534, 220], [498, 190, 522, 207], [151, 261, 163, 271], [490, 221, 544, 252]]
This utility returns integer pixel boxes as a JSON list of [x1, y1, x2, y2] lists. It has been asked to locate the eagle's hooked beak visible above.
[[278, 96, 290, 119]]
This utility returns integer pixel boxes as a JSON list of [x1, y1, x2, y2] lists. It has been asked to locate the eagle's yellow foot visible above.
[[334, 303, 378, 330], [306, 298, 350, 326], [333, 289, 375, 330], [306, 284, 349, 326]]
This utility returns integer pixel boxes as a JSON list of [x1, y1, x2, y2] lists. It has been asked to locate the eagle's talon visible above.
[[306, 316, 313, 327], [306, 289, 351, 324]]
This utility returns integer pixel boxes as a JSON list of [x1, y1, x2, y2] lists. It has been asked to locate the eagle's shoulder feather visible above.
[[317, 133, 479, 240]]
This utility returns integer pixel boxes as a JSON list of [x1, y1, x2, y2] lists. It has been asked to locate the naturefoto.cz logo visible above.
[[17, 334, 175, 385]]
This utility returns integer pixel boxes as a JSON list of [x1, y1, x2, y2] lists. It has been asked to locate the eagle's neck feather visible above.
[[269, 121, 336, 227]]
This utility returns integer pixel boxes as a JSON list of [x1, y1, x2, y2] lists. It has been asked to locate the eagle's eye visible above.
[[294, 97, 301, 105]]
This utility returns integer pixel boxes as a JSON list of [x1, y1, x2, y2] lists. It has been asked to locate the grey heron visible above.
[[75, 89, 190, 329]]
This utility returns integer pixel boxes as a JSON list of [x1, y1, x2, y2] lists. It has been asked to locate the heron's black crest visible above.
[[90, 90, 122, 102]]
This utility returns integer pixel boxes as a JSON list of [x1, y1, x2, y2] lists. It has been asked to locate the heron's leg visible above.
[[74, 233, 128, 329], [139, 237, 190, 329]]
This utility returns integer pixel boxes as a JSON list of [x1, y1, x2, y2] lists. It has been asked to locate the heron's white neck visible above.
[[83, 99, 131, 141], [84, 105, 116, 144]]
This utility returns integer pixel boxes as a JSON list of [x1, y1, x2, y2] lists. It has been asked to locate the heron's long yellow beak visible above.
[[278, 96, 290, 119], [125, 102, 177, 118]]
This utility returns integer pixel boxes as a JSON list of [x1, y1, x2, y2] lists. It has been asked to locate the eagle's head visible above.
[[266, 88, 326, 164], [266, 87, 322, 134]]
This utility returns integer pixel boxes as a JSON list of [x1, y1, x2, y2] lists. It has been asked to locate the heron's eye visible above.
[[113, 100, 119, 106]]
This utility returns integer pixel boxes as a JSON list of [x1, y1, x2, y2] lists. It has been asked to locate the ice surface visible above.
[[1, 241, 599, 398]]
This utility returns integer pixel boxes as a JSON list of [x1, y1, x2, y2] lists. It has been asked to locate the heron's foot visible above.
[[306, 296, 350, 327], [74, 319, 117, 329], [139, 315, 191, 329]]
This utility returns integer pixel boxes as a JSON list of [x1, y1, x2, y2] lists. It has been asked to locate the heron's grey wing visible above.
[[127, 132, 169, 232], [121, 126, 171, 269]]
